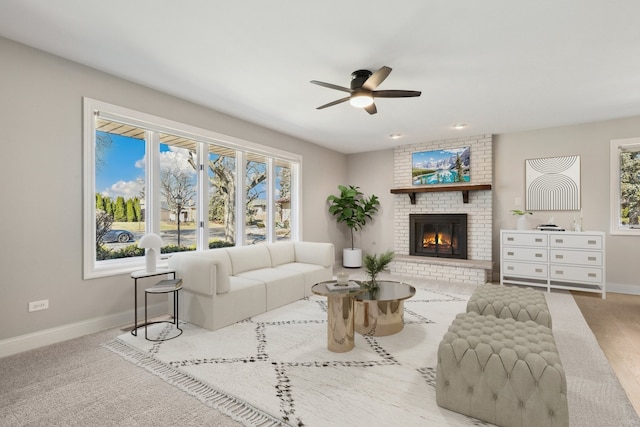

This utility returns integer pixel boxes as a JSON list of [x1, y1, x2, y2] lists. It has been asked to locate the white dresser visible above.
[[500, 229, 606, 298]]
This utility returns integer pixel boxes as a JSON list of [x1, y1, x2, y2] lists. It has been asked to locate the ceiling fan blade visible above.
[[362, 66, 392, 90], [364, 103, 377, 115], [310, 80, 352, 93], [316, 96, 350, 110], [372, 90, 422, 98]]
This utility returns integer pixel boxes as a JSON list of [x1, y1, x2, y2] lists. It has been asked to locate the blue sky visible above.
[[96, 132, 275, 201], [96, 132, 145, 198]]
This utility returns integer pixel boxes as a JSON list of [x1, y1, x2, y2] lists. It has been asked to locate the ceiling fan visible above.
[[310, 66, 421, 115]]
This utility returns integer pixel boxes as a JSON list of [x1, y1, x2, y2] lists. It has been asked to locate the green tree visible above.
[[104, 197, 114, 217], [96, 193, 105, 212], [114, 196, 127, 222], [125, 198, 137, 222], [133, 197, 142, 223]]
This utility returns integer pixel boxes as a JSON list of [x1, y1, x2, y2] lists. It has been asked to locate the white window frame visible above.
[[610, 137, 640, 236], [83, 98, 302, 279]]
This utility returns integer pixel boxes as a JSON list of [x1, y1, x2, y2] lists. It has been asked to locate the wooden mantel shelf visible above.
[[390, 184, 492, 204]]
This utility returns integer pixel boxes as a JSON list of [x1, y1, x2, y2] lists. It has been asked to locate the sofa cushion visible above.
[[225, 244, 272, 275], [294, 242, 334, 267], [235, 268, 305, 310], [266, 242, 296, 266]]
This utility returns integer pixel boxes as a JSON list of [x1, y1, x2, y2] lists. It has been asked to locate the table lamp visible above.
[[138, 233, 163, 272]]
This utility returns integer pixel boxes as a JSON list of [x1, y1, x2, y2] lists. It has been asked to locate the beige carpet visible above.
[[0, 325, 241, 426], [1, 273, 638, 426]]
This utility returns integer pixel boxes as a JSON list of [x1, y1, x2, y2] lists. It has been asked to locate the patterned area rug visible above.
[[105, 284, 489, 426]]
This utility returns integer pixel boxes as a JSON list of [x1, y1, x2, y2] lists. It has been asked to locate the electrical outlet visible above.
[[515, 197, 522, 207], [28, 300, 49, 312]]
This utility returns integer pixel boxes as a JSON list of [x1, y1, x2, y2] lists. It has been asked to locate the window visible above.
[[610, 137, 640, 235], [84, 98, 301, 278]]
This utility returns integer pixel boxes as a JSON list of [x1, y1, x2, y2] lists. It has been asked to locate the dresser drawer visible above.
[[549, 249, 602, 266], [503, 261, 548, 278], [502, 232, 548, 247], [502, 246, 547, 262], [549, 234, 602, 249], [550, 265, 602, 283]]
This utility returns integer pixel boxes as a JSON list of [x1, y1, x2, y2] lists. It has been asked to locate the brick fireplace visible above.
[[390, 135, 493, 285]]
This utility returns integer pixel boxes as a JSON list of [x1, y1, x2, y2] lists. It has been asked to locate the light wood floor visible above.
[[572, 291, 640, 416]]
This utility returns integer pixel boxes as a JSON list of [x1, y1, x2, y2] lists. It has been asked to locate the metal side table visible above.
[[130, 269, 175, 337], [143, 278, 183, 341]]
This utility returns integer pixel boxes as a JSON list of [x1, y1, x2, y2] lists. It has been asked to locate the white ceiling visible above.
[[2, 1, 640, 154]]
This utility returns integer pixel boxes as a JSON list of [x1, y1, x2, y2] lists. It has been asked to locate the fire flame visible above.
[[423, 232, 452, 250]]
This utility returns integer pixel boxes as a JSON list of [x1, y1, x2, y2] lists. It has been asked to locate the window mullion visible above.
[[266, 158, 275, 243], [147, 130, 161, 236], [196, 143, 207, 250], [291, 162, 301, 241], [236, 151, 246, 245]]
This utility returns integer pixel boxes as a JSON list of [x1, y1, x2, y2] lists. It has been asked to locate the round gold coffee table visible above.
[[354, 281, 416, 336], [311, 281, 364, 352]]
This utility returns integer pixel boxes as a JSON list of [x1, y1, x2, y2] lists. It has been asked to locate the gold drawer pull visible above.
[[507, 251, 514, 256], [555, 270, 564, 275], [507, 237, 514, 241], [588, 256, 597, 261], [588, 240, 597, 245], [555, 254, 563, 259], [588, 273, 597, 278], [535, 268, 543, 273], [507, 266, 514, 270], [555, 239, 563, 244], [535, 253, 543, 258], [535, 238, 543, 242]]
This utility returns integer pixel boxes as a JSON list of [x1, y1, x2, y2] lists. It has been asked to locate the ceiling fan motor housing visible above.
[[351, 70, 372, 89]]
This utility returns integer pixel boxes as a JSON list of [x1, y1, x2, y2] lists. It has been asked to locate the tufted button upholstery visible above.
[[466, 284, 552, 328], [436, 312, 568, 427]]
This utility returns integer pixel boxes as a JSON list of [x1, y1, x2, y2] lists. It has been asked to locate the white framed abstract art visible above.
[[525, 155, 581, 211]]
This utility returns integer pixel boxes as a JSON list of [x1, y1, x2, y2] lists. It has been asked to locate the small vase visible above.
[[516, 215, 527, 230]]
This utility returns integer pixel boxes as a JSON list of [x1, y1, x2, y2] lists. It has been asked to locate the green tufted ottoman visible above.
[[436, 312, 568, 427], [467, 284, 552, 328]]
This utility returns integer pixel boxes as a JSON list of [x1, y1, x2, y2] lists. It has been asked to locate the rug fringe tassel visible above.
[[103, 340, 287, 427]]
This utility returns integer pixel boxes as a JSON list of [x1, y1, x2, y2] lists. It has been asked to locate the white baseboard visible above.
[[0, 302, 166, 358], [606, 282, 640, 296]]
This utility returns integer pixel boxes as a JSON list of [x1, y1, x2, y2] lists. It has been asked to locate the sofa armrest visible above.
[[168, 253, 229, 296], [293, 242, 335, 268]]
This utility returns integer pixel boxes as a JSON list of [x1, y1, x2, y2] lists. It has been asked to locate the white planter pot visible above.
[[516, 215, 527, 230], [343, 248, 363, 268]]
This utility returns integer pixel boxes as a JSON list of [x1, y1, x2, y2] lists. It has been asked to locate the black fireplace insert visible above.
[[409, 214, 467, 259]]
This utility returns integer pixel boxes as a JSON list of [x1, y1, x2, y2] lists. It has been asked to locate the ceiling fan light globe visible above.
[[350, 94, 374, 108]]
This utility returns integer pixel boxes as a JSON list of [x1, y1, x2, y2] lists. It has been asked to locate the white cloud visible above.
[[160, 146, 197, 176], [101, 179, 144, 199]]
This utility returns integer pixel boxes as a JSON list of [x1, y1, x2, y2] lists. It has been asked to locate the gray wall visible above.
[[345, 149, 395, 256], [0, 37, 347, 345], [348, 121, 640, 295], [494, 117, 640, 293], [4, 32, 640, 351]]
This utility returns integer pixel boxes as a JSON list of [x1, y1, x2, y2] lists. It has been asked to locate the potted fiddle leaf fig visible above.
[[327, 185, 380, 267]]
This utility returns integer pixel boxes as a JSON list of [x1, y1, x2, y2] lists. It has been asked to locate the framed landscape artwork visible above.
[[525, 155, 580, 211], [412, 146, 470, 185]]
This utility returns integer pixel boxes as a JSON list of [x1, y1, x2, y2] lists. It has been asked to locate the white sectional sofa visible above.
[[168, 241, 335, 331]]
